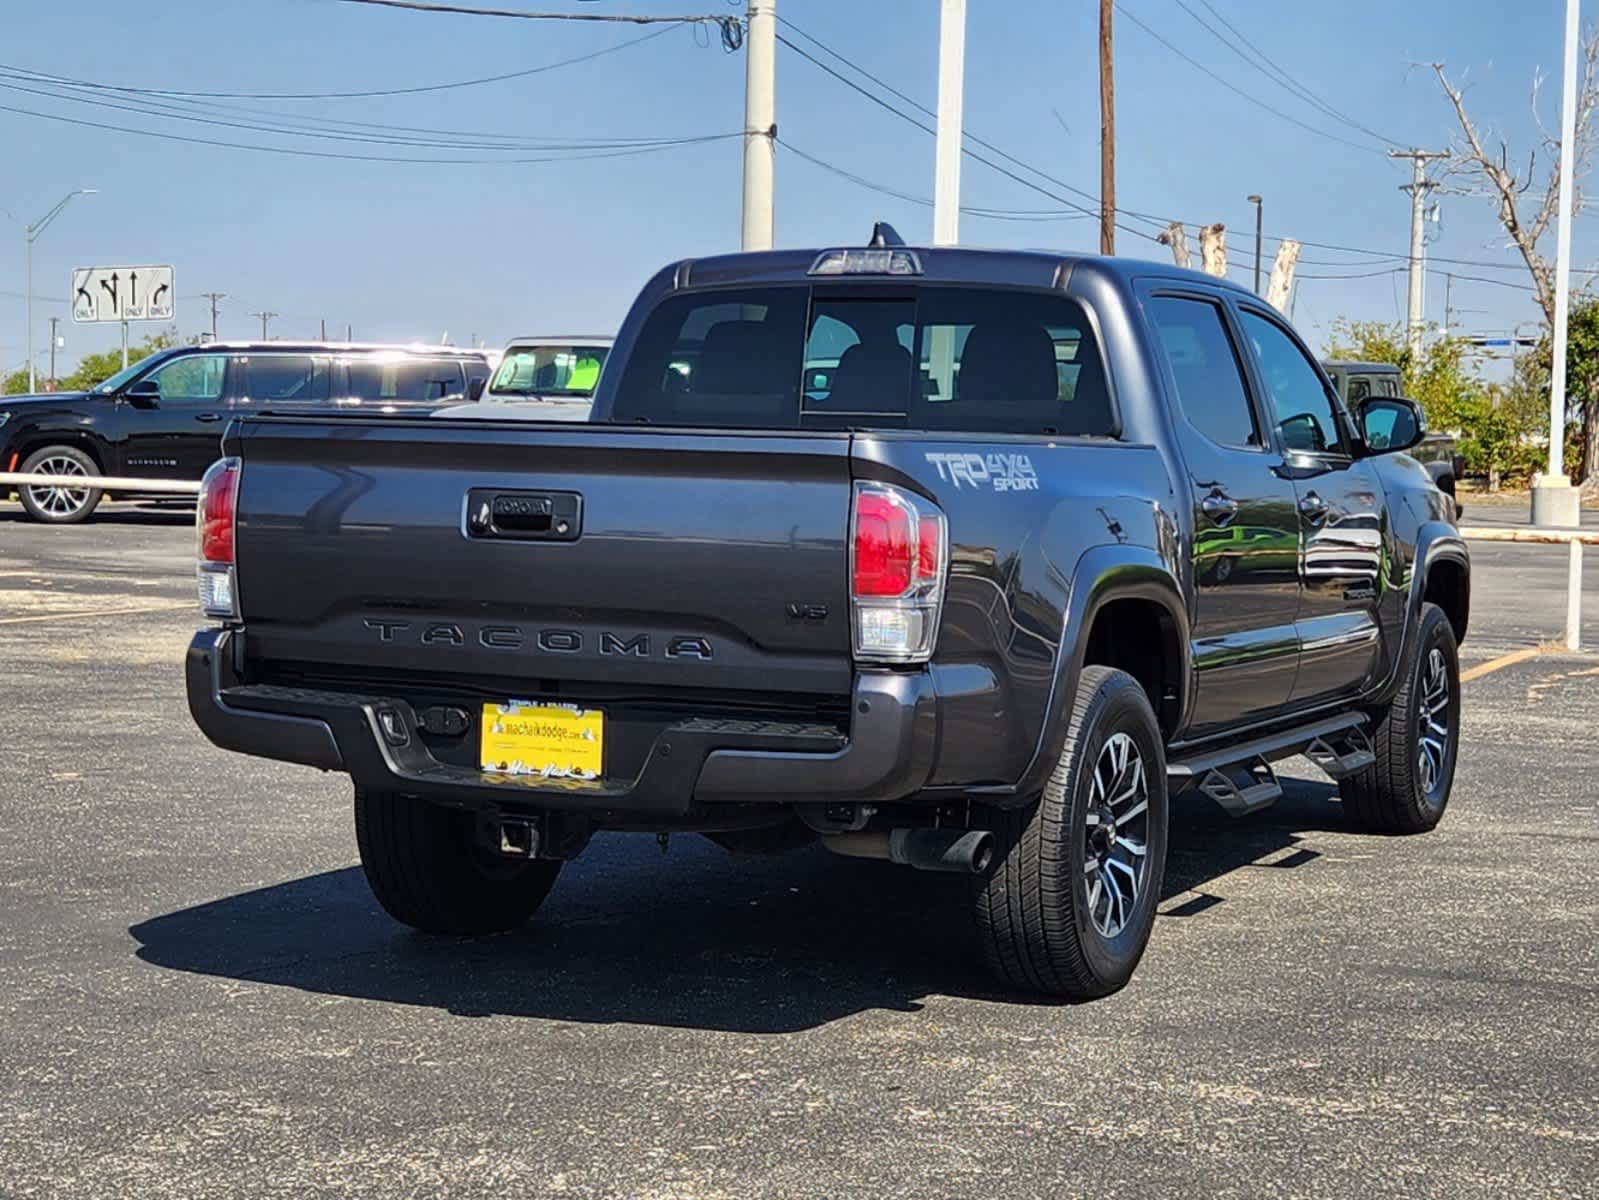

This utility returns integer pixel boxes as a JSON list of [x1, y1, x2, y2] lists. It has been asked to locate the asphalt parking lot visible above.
[[2, 501, 1596, 1199]]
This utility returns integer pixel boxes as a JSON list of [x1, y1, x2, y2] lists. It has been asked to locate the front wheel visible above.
[[1341, 602, 1460, 833], [354, 788, 561, 935], [971, 666, 1169, 998], [18, 445, 102, 524]]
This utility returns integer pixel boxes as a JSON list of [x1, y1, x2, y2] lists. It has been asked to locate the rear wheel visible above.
[[18, 445, 102, 524], [971, 666, 1169, 998], [1341, 602, 1460, 833], [354, 788, 561, 934]]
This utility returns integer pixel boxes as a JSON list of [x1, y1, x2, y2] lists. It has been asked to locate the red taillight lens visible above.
[[853, 489, 914, 597], [916, 514, 942, 582], [198, 458, 239, 565], [850, 481, 948, 664]]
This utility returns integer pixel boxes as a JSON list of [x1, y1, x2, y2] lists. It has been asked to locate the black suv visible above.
[[1, 342, 490, 523]]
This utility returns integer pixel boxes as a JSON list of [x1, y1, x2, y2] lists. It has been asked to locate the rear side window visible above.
[[909, 288, 1109, 435], [612, 284, 1113, 436], [1146, 295, 1259, 448], [242, 355, 330, 404], [346, 357, 465, 403]]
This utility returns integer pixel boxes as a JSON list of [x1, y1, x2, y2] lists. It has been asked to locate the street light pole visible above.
[[932, 0, 967, 247], [24, 188, 97, 393], [1247, 195, 1263, 293], [1534, 0, 1583, 528]]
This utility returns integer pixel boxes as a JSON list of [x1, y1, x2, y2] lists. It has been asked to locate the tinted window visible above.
[[612, 288, 809, 427], [346, 357, 465, 403], [1239, 311, 1346, 455], [1348, 377, 1373, 404], [149, 354, 226, 406], [802, 298, 915, 418], [611, 284, 1113, 436], [491, 345, 609, 397], [1146, 296, 1258, 448], [912, 288, 1110, 435], [242, 356, 329, 403]]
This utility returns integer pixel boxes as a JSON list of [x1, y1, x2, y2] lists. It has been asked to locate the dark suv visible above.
[[1, 342, 490, 523]]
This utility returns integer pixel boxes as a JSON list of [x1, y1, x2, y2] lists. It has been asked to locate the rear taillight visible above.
[[196, 457, 240, 620], [850, 481, 947, 663]]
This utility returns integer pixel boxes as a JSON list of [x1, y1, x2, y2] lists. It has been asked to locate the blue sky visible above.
[[1, 0, 1591, 377]]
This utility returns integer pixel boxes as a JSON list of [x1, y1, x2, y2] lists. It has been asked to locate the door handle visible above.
[[194, 412, 222, 423], [1298, 491, 1328, 518], [1200, 492, 1238, 521]]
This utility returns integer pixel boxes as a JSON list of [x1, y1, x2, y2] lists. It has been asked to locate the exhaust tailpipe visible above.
[[822, 827, 993, 874]]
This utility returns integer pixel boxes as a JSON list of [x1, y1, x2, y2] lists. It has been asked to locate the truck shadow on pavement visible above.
[[130, 776, 1346, 1033]]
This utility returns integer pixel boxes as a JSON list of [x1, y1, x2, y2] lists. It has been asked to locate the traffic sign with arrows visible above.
[[71, 265, 175, 323]]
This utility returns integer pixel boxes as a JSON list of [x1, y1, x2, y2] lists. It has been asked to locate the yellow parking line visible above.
[[1460, 646, 1542, 683], [0, 603, 191, 625]]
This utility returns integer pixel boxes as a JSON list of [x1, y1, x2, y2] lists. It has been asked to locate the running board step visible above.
[[1304, 727, 1375, 779], [1196, 756, 1282, 817]]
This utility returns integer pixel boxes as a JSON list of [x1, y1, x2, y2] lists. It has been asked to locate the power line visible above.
[[779, 18, 1177, 230], [1179, 0, 1400, 146], [1111, 2, 1388, 156], [0, 97, 739, 165], [774, 29, 1167, 243], [780, 138, 1094, 222], [0, 24, 681, 101], [0, 73, 721, 153], [334, 0, 742, 39]]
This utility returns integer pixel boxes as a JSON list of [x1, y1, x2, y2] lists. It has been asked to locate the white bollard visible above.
[[1568, 538, 1584, 652]]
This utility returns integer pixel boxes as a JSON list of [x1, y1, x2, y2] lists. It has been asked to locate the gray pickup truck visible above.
[[186, 230, 1469, 998]]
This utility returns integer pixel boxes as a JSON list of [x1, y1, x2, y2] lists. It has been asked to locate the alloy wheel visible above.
[[24, 454, 93, 518], [1083, 731, 1151, 938], [1416, 646, 1451, 800]]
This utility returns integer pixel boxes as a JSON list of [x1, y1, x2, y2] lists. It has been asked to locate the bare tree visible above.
[[1433, 32, 1599, 483], [1432, 34, 1599, 327]]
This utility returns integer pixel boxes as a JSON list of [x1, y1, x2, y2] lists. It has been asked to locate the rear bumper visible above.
[[185, 628, 939, 815]]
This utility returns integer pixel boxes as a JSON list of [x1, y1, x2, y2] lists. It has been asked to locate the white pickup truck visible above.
[[435, 335, 612, 421]]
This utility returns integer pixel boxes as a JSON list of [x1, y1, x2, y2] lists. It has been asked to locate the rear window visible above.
[[611, 285, 1113, 436]]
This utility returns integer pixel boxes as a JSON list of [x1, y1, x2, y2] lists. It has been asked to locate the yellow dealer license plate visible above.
[[480, 701, 603, 780]]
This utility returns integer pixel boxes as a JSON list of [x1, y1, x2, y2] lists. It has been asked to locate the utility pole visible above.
[[47, 316, 59, 389], [740, 0, 776, 252], [1443, 273, 1454, 338], [1390, 149, 1446, 360], [1098, 0, 1115, 255], [1247, 195, 1264, 292], [1534, 0, 1583, 527], [201, 292, 225, 340], [252, 311, 278, 340], [320, 317, 327, 341], [932, 0, 967, 246]]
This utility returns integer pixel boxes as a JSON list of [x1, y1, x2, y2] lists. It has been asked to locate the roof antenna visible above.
[[868, 222, 906, 248]]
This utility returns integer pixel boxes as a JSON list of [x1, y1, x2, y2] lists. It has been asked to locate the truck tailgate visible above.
[[231, 419, 855, 696]]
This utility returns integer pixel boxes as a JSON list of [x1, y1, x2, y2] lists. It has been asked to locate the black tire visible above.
[[971, 666, 1169, 998], [1341, 602, 1460, 834], [18, 445, 102, 524], [354, 788, 561, 935]]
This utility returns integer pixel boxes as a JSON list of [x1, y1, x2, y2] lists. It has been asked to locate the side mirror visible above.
[[1359, 396, 1426, 454], [123, 378, 160, 408], [468, 377, 486, 402]]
